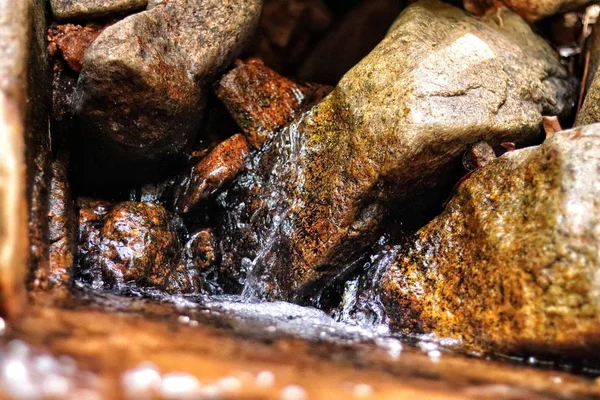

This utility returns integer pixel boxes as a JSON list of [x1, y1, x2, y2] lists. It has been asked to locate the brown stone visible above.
[[462, 141, 496, 171], [173, 134, 251, 214], [79, 202, 199, 293], [183, 229, 217, 273], [381, 124, 600, 357], [216, 58, 311, 149], [44, 159, 76, 291], [48, 23, 106, 73], [0, 0, 49, 318], [72, 0, 262, 184], [464, 0, 594, 22]]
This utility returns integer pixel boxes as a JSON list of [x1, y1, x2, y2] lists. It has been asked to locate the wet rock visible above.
[[462, 141, 496, 171], [0, 0, 49, 317], [576, 23, 600, 126], [79, 202, 200, 293], [183, 229, 218, 273], [464, 0, 594, 22], [44, 159, 76, 290], [216, 58, 312, 148], [72, 0, 262, 183], [381, 124, 600, 357], [220, 0, 577, 301], [173, 134, 251, 214], [298, 0, 406, 85], [47, 24, 107, 73], [50, 0, 147, 21], [258, 0, 332, 73]]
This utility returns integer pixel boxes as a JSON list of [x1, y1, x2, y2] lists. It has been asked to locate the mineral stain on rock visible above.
[[219, 0, 577, 302], [78, 201, 201, 293], [381, 124, 600, 358], [72, 0, 262, 183]]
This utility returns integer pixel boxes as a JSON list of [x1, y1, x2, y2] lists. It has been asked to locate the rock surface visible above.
[[298, 0, 406, 85], [216, 58, 312, 149], [173, 134, 251, 214], [50, 0, 147, 21], [381, 124, 600, 356], [45, 159, 76, 290], [48, 23, 107, 73], [72, 0, 262, 182], [219, 0, 577, 301], [78, 201, 200, 293], [576, 22, 600, 126], [464, 0, 593, 22]]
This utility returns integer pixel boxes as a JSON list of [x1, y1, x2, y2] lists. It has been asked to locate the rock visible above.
[[78, 201, 200, 293], [219, 0, 577, 301], [298, 0, 406, 85], [216, 58, 312, 148], [258, 0, 332, 73], [381, 124, 600, 357], [45, 158, 76, 290], [173, 134, 250, 214], [462, 141, 496, 171], [576, 23, 600, 126], [0, 0, 49, 317], [464, 0, 594, 22], [50, 0, 147, 21], [47, 23, 107, 73], [183, 229, 218, 273], [72, 0, 262, 183]]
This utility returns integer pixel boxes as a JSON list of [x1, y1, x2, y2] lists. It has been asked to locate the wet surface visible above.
[[4, 290, 600, 399]]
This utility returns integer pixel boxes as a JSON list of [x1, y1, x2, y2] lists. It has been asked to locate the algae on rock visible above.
[[219, 0, 577, 301]]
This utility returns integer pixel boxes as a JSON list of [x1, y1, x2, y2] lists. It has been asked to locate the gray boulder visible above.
[[72, 0, 262, 182], [218, 0, 577, 301], [381, 124, 600, 358]]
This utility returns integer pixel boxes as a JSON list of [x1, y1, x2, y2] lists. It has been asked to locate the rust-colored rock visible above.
[[183, 229, 217, 273], [44, 159, 75, 291], [72, 0, 262, 183], [48, 23, 106, 73], [216, 58, 312, 148], [462, 141, 496, 171], [173, 134, 251, 214], [464, 0, 594, 22], [381, 124, 600, 357], [78, 202, 200, 293]]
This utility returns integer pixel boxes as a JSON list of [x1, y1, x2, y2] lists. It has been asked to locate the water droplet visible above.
[[256, 371, 275, 387], [281, 384, 308, 400], [353, 383, 373, 398], [218, 376, 242, 392], [160, 372, 201, 398]]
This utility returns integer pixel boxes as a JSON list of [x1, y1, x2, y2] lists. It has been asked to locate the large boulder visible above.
[[218, 0, 577, 301], [381, 124, 600, 357], [72, 0, 262, 183]]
